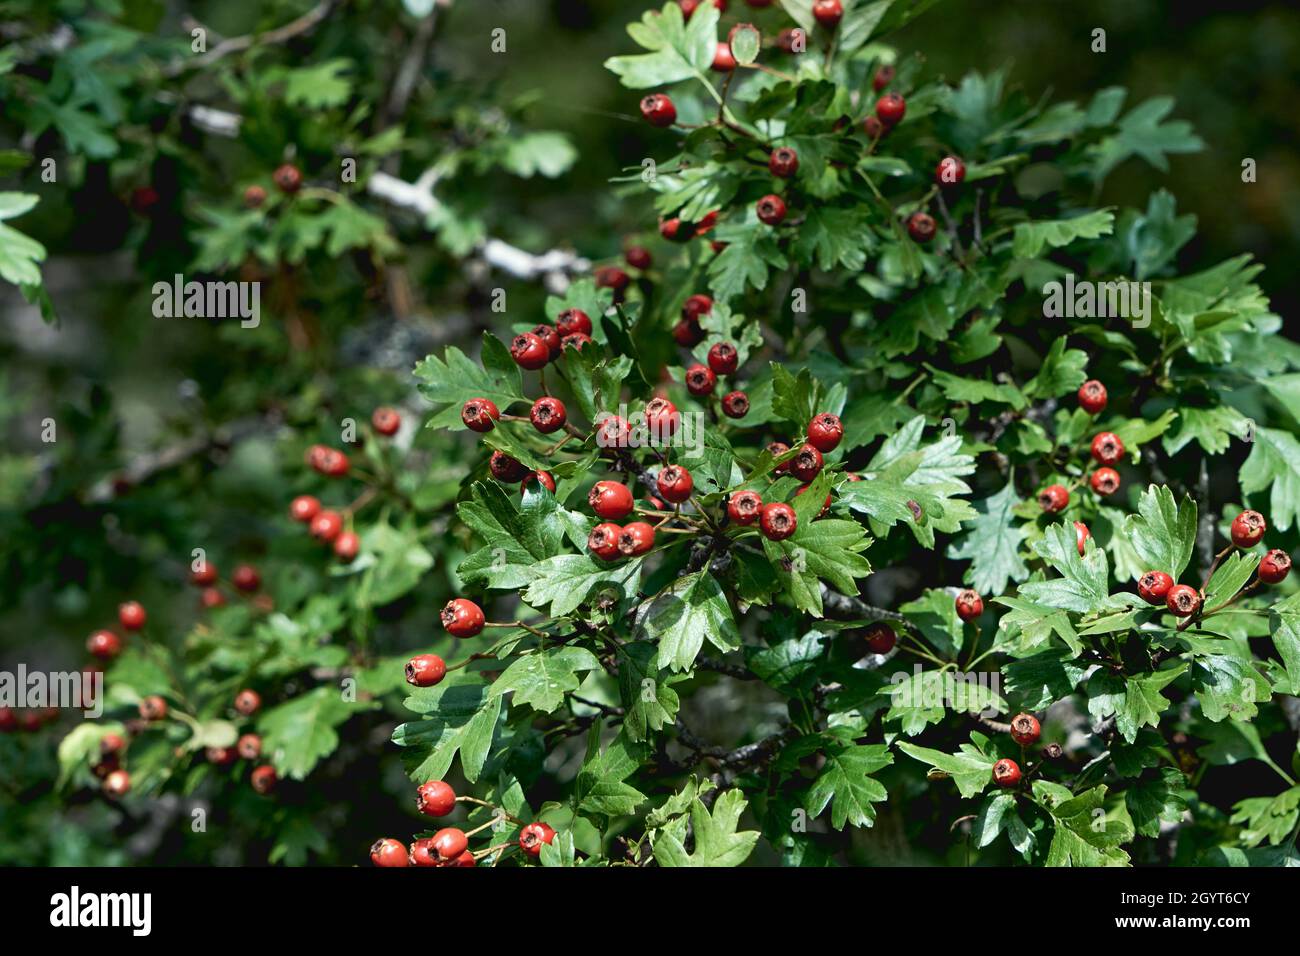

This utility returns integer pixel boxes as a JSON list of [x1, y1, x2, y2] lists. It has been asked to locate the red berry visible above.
[[992, 758, 1021, 787], [406, 654, 447, 687], [231, 564, 261, 593], [0, 708, 16, 733], [100, 733, 127, 759], [333, 530, 360, 562], [589, 481, 635, 520], [289, 496, 320, 523], [118, 601, 146, 631], [519, 822, 557, 857], [722, 390, 750, 418], [935, 155, 966, 187], [103, 769, 131, 798], [1074, 521, 1091, 555], [1078, 379, 1107, 414], [417, 780, 457, 817], [872, 64, 896, 91], [685, 363, 716, 396], [756, 194, 787, 225], [370, 838, 410, 868], [521, 470, 556, 496], [409, 838, 439, 867], [272, 163, 302, 194], [200, 587, 225, 609], [562, 331, 593, 354], [807, 412, 843, 453], [682, 294, 713, 321], [955, 589, 983, 622], [441, 598, 486, 638], [640, 94, 677, 128], [712, 41, 736, 72], [1137, 570, 1174, 605], [1010, 712, 1041, 747], [234, 689, 261, 716], [1037, 484, 1069, 513], [644, 397, 680, 439], [594, 266, 630, 299], [243, 184, 266, 209], [618, 522, 656, 557], [812, 0, 843, 28], [789, 443, 824, 482], [557, 308, 593, 338], [769, 147, 799, 178], [907, 211, 936, 242], [766, 441, 791, 472], [661, 218, 693, 242], [237, 734, 262, 760], [1090, 432, 1124, 466], [1166, 584, 1201, 617], [87, 630, 122, 661], [372, 407, 401, 436], [510, 332, 551, 371], [707, 342, 739, 376], [1260, 549, 1292, 584], [625, 246, 652, 270], [696, 209, 720, 235], [310, 509, 343, 543], [864, 622, 896, 654], [489, 451, 529, 483], [657, 464, 694, 504], [309, 446, 349, 477], [776, 28, 806, 54], [727, 490, 763, 526], [532, 323, 562, 360], [432, 827, 469, 862], [530, 397, 567, 434], [1090, 468, 1120, 497], [190, 559, 219, 585], [207, 745, 236, 766], [140, 695, 168, 721], [1230, 509, 1266, 548], [863, 115, 885, 139], [588, 522, 623, 561], [450, 850, 477, 867], [595, 415, 632, 450], [875, 92, 906, 125], [673, 320, 704, 347], [759, 502, 798, 541]]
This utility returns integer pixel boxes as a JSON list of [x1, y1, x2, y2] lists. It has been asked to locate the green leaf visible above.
[[1163, 405, 1250, 456], [1229, 787, 1300, 847], [258, 687, 375, 780], [1126, 768, 1189, 838], [1086, 665, 1186, 744], [762, 517, 872, 618], [605, 3, 718, 89], [729, 23, 760, 64], [414, 333, 525, 428], [618, 642, 683, 741], [282, 59, 353, 108], [393, 677, 502, 783], [1019, 522, 1119, 615], [1203, 552, 1259, 610], [947, 482, 1029, 596], [1012, 209, 1114, 259], [1268, 592, 1300, 692], [1090, 96, 1204, 181], [1240, 427, 1300, 532], [1040, 785, 1132, 866], [523, 554, 643, 618], [575, 728, 648, 816], [642, 571, 741, 672], [1024, 338, 1089, 400], [972, 792, 1036, 859], [1120, 484, 1197, 579], [805, 739, 893, 829], [490, 647, 602, 714], [897, 740, 995, 799], [652, 788, 760, 867], [501, 131, 577, 178]]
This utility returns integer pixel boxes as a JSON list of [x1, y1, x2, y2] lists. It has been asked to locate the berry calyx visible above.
[[789, 443, 824, 482], [1090, 432, 1124, 466], [728, 490, 763, 525], [521, 470, 556, 495], [1230, 509, 1266, 548], [405, 654, 447, 687], [237, 734, 261, 760], [372, 407, 401, 436], [103, 769, 131, 798], [686, 363, 716, 396], [992, 758, 1021, 787], [712, 41, 736, 72], [118, 601, 146, 631], [935, 155, 966, 186], [1010, 713, 1041, 746], [722, 391, 750, 418], [417, 780, 457, 817], [272, 163, 302, 194], [618, 522, 656, 557], [759, 502, 797, 541], [139, 695, 168, 721], [1137, 570, 1175, 605], [811, 0, 843, 28], [1166, 584, 1201, 617], [510, 332, 551, 371], [490, 451, 529, 483], [589, 481, 635, 520], [708, 342, 739, 376], [644, 397, 680, 439], [289, 496, 320, 523], [441, 598, 486, 638], [519, 822, 557, 857], [907, 211, 936, 242], [557, 308, 593, 338], [234, 689, 262, 716], [370, 838, 409, 867], [1074, 521, 1091, 555], [657, 465, 694, 504], [864, 621, 896, 654], [309, 509, 344, 543], [1038, 484, 1069, 513], [756, 194, 787, 225], [431, 827, 469, 862], [232, 564, 261, 593], [1090, 467, 1120, 497], [769, 147, 799, 178], [1078, 379, 1107, 414], [334, 530, 360, 563], [640, 94, 677, 128], [872, 64, 896, 91], [806, 412, 843, 453], [955, 589, 983, 622], [588, 522, 623, 561], [530, 396, 567, 434], [1259, 549, 1292, 584], [87, 630, 122, 661], [875, 92, 906, 126]]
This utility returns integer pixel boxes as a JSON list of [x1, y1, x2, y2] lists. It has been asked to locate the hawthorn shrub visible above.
[[3, 1, 1300, 868]]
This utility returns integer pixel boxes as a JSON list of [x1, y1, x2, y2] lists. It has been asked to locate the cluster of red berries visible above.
[[186, 556, 270, 611], [0, 705, 59, 734], [370, 779, 558, 867], [85, 599, 147, 663], [991, 713, 1055, 788]]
